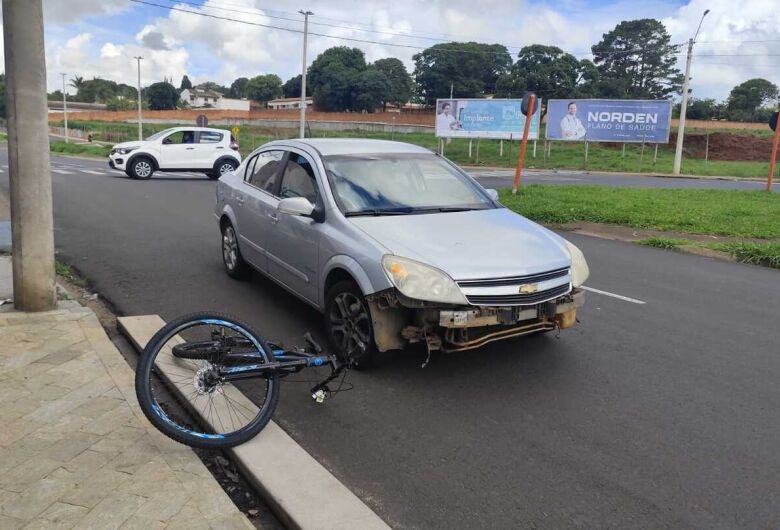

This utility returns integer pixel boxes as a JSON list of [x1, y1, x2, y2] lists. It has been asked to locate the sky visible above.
[[2, 0, 779, 102]]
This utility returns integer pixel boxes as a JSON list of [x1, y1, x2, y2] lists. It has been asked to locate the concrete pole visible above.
[[673, 38, 693, 175], [3, 0, 56, 311], [298, 10, 313, 139], [134, 56, 143, 140], [60, 73, 68, 143]]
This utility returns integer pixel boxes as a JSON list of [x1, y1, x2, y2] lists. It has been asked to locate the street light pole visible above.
[[298, 10, 312, 139], [673, 9, 709, 175], [2, 0, 56, 310], [134, 56, 143, 141], [60, 73, 68, 143]]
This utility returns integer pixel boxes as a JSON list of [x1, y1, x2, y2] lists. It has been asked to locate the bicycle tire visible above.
[[135, 312, 280, 449], [171, 336, 256, 360]]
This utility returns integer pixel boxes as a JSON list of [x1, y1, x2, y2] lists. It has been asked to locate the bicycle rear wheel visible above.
[[135, 312, 280, 449]]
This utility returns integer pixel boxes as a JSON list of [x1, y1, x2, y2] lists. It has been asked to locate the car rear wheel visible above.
[[325, 280, 380, 370], [209, 159, 238, 180], [128, 157, 154, 180], [221, 221, 250, 279]]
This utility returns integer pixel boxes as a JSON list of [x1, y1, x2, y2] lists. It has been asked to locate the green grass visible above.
[[636, 237, 690, 250], [499, 185, 780, 239], [55, 261, 86, 287], [54, 119, 777, 179], [707, 242, 780, 269], [50, 141, 111, 158], [0, 132, 7, 142]]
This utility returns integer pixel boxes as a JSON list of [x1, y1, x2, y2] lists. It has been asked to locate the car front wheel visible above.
[[325, 280, 380, 369], [128, 157, 154, 180], [221, 221, 250, 279]]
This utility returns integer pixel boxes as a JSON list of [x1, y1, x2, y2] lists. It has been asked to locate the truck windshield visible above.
[[323, 153, 494, 216]]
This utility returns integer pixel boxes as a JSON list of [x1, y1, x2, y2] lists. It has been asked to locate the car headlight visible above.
[[564, 240, 589, 288], [117, 147, 138, 155], [382, 255, 467, 305]]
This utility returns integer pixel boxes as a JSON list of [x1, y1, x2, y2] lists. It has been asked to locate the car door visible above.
[[196, 130, 226, 168], [159, 130, 198, 169], [232, 150, 285, 271], [264, 150, 321, 305]]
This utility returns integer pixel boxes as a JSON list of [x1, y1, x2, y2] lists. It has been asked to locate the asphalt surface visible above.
[[4, 151, 780, 529]]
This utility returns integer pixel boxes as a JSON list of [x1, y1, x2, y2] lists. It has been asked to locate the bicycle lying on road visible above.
[[135, 312, 351, 449]]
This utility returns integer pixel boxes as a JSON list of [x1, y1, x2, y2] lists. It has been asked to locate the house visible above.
[[267, 97, 313, 110], [180, 88, 250, 111]]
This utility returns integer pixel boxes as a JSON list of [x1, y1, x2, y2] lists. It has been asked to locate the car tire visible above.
[[325, 280, 380, 370], [128, 156, 155, 180], [221, 221, 250, 279], [209, 159, 238, 180]]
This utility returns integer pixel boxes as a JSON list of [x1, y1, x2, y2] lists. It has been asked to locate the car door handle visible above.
[[215, 146, 224, 149], [186, 147, 195, 150], [267, 212, 278, 224]]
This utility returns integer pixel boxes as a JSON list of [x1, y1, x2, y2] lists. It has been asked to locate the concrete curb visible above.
[[117, 314, 390, 530]]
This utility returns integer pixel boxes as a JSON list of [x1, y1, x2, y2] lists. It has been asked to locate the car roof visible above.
[[165, 126, 228, 133], [261, 138, 432, 156]]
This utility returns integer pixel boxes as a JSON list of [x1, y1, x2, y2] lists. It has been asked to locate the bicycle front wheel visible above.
[[135, 312, 280, 449]]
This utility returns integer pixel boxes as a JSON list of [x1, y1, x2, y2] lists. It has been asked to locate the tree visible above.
[[371, 58, 412, 109], [352, 69, 390, 112], [245, 74, 283, 103], [69, 75, 85, 92], [144, 81, 179, 110], [726, 78, 778, 121], [180, 75, 192, 90], [308, 47, 368, 111], [679, 98, 723, 120], [591, 19, 683, 99], [106, 96, 135, 111], [195, 81, 228, 94], [282, 75, 310, 98], [412, 42, 512, 104], [228, 77, 249, 98]]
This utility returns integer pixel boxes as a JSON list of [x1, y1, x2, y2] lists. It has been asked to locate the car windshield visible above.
[[323, 153, 494, 216], [145, 128, 176, 141]]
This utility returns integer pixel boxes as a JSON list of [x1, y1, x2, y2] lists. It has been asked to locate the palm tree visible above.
[[69, 75, 85, 92]]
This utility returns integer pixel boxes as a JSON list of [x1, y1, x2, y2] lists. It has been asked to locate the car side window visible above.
[[279, 154, 318, 204], [246, 150, 284, 193], [163, 130, 196, 144], [198, 131, 223, 143]]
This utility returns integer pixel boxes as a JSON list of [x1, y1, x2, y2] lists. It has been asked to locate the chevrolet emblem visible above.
[[518, 283, 538, 294]]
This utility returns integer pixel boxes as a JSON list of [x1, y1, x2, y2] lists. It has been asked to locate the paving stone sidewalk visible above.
[[0, 297, 256, 529]]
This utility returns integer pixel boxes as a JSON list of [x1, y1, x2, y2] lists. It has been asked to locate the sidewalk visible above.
[[0, 257, 254, 529]]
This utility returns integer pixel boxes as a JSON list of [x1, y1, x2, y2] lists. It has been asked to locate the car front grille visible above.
[[464, 283, 571, 306], [456, 267, 569, 287]]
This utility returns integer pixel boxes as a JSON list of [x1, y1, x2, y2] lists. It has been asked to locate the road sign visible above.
[[196, 114, 208, 127], [521, 92, 538, 117], [770, 111, 778, 132], [231, 126, 240, 138]]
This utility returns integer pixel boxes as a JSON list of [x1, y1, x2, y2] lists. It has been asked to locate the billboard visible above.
[[545, 99, 672, 143], [435, 99, 542, 140]]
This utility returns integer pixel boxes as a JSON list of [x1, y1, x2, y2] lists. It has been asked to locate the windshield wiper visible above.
[[410, 206, 486, 214], [344, 208, 414, 217]]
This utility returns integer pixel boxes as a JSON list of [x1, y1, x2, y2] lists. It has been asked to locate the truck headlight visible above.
[[117, 147, 138, 155], [382, 255, 467, 305], [564, 240, 589, 288]]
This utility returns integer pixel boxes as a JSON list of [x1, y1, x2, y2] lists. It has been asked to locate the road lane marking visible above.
[[81, 170, 109, 175], [582, 286, 646, 305], [51, 169, 74, 174]]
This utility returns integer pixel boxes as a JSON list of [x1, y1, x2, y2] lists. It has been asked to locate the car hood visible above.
[[348, 208, 572, 280], [111, 141, 144, 150]]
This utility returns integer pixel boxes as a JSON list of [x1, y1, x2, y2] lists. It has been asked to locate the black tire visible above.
[[221, 221, 251, 279], [135, 312, 280, 449], [128, 156, 155, 180], [210, 158, 238, 180], [325, 280, 380, 369]]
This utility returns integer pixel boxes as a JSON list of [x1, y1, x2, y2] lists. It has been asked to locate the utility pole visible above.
[[673, 9, 709, 175], [2, 0, 56, 311], [450, 83, 453, 99], [60, 73, 69, 143], [298, 10, 313, 139], [134, 56, 143, 140]]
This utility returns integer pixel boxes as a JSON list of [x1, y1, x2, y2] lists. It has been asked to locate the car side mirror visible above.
[[278, 197, 315, 218], [485, 188, 499, 201]]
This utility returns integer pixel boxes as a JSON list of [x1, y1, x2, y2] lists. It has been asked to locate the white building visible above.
[[180, 88, 250, 111], [267, 97, 313, 110]]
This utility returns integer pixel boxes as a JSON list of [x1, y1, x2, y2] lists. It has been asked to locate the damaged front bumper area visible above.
[[366, 288, 585, 353]]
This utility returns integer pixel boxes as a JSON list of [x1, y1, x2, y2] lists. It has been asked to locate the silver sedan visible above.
[[215, 139, 588, 368]]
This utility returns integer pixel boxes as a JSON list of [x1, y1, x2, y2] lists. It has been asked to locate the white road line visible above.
[[50, 169, 74, 175], [82, 169, 109, 175], [582, 286, 646, 305]]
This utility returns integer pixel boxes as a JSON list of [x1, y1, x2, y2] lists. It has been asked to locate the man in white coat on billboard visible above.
[[560, 101, 586, 140]]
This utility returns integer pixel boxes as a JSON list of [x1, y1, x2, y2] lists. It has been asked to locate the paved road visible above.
[[4, 151, 780, 528], [469, 167, 779, 190]]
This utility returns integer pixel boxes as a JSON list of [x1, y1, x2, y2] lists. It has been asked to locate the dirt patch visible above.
[[670, 132, 773, 162], [555, 221, 773, 245]]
